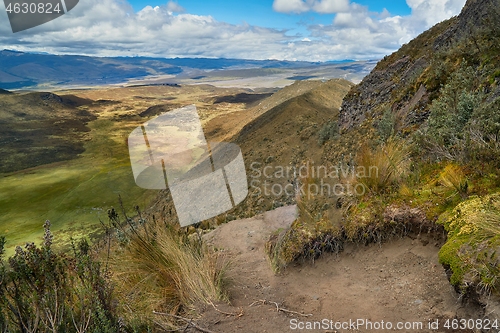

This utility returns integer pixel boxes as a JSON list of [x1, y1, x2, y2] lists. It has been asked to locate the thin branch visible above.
[[153, 312, 218, 333], [208, 300, 243, 317], [249, 299, 313, 317], [153, 319, 185, 332]]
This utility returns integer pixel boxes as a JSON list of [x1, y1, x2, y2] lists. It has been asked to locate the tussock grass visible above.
[[110, 214, 229, 327], [439, 163, 468, 199], [476, 212, 500, 241], [266, 161, 343, 272], [356, 138, 411, 194], [398, 183, 414, 197]]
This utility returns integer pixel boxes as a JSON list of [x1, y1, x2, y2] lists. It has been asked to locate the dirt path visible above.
[[198, 206, 483, 333]]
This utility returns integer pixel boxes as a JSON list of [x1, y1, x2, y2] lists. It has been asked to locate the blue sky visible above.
[[127, 0, 412, 26], [127, 0, 412, 37], [0, 0, 466, 61]]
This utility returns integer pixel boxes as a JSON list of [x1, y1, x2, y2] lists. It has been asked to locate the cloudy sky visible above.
[[0, 0, 466, 61]]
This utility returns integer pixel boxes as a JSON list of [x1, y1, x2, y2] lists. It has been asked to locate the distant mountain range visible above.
[[0, 49, 376, 90]]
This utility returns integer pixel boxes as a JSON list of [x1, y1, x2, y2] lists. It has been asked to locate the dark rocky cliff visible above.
[[339, 0, 499, 133]]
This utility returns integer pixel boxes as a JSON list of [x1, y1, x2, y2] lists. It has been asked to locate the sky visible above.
[[0, 0, 467, 61]]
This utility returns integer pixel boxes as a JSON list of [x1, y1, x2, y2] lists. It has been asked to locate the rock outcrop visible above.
[[339, 0, 498, 132]]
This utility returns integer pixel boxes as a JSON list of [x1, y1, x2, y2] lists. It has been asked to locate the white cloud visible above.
[[273, 0, 350, 14], [166, 1, 185, 13], [0, 0, 292, 59], [312, 0, 350, 13], [405, 0, 465, 29], [272, 0, 311, 14], [0, 0, 467, 61], [380, 8, 391, 19]]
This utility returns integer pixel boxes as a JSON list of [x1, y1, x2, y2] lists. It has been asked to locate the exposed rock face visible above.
[[339, 0, 498, 131], [434, 0, 496, 50], [339, 55, 428, 130]]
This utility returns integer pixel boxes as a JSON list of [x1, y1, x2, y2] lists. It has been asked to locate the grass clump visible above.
[[266, 219, 344, 273], [439, 163, 469, 199], [108, 209, 229, 329], [438, 193, 500, 295], [266, 162, 344, 272], [356, 138, 411, 194]]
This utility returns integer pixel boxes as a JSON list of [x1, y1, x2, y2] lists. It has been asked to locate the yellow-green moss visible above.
[[438, 193, 500, 293]]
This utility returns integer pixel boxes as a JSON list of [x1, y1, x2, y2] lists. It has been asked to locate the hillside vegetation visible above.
[[1, 0, 500, 329], [144, 0, 500, 319], [265, 0, 500, 318]]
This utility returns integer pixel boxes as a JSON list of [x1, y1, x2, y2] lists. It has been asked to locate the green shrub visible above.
[[318, 121, 339, 146], [422, 63, 485, 161], [377, 107, 395, 143], [471, 97, 500, 139], [0, 221, 119, 333], [426, 65, 479, 143]]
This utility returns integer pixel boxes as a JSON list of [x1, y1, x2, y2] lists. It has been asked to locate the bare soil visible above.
[[197, 205, 484, 333]]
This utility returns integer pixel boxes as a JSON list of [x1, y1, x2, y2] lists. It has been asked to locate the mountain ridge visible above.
[[0, 49, 370, 90]]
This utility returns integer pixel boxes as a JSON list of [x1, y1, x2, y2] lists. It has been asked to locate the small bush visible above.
[[421, 63, 490, 162], [0, 221, 118, 333], [377, 107, 395, 143], [318, 121, 339, 146], [464, 97, 500, 164], [426, 69, 480, 146]]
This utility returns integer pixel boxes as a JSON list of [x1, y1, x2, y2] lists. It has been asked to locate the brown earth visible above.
[[194, 205, 484, 333]]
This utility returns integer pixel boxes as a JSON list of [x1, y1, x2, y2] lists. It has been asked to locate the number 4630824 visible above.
[[444, 318, 498, 330], [5, 2, 62, 14]]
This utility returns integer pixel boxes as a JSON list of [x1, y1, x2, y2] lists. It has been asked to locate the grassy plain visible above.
[[0, 110, 153, 255]]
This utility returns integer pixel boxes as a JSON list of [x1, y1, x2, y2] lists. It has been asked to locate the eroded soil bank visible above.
[[198, 206, 484, 333]]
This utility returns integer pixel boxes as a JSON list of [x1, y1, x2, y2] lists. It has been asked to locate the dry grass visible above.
[[110, 218, 229, 327], [439, 163, 468, 198], [266, 161, 345, 272], [356, 138, 411, 194], [475, 210, 500, 242], [398, 183, 414, 197]]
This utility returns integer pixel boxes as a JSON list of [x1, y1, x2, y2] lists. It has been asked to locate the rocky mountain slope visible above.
[[315, 0, 500, 321], [89, 0, 500, 326], [146, 78, 353, 228], [339, 0, 499, 134]]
